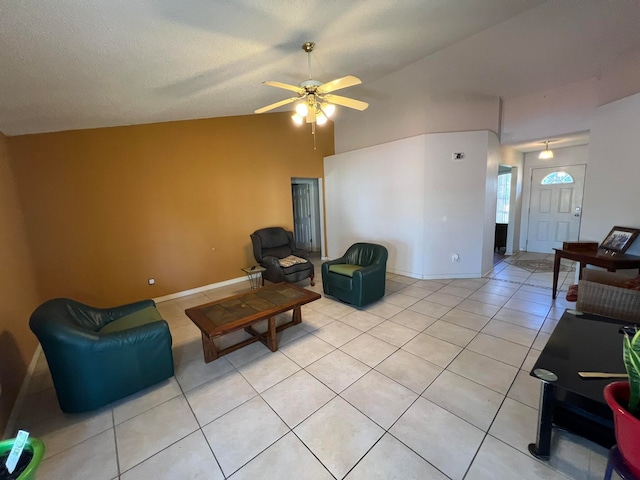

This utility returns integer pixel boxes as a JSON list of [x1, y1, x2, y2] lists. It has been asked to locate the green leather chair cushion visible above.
[[328, 264, 363, 277], [99, 306, 163, 334]]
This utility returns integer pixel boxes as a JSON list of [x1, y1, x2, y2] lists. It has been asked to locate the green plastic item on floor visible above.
[[0, 437, 45, 480]]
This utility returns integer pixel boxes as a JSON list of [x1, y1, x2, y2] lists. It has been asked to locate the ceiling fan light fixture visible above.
[[256, 41, 368, 146], [539, 141, 554, 159], [322, 103, 336, 118], [316, 112, 327, 125], [295, 102, 308, 117]]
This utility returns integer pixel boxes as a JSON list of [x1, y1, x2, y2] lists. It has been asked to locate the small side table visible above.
[[242, 266, 266, 289]]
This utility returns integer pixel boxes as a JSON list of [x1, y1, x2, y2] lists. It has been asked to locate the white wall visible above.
[[519, 144, 590, 250], [325, 130, 499, 279], [422, 131, 495, 278], [580, 92, 640, 254], [324, 136, 425, 275]]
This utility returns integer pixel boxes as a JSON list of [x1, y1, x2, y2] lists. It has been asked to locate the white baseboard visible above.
[[4, 344, 41, 439], [152, 275, 247, 304], [387, 269, 481, 280]]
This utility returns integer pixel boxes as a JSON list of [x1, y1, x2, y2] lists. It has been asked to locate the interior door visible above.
[[292, 183, 312, 250], [526, 164, 586, 253]]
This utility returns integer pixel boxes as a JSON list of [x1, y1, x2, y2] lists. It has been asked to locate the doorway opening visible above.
[[494, 165, 512, 259], [291, 177, 324, 257], [494, 164, 520, 258]]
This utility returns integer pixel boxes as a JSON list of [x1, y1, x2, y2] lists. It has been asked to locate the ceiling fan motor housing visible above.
[[300, 79, 322, 94]]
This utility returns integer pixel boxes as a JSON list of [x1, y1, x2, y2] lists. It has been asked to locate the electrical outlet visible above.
[[451, 253, 460, 262], [148, 278, 155, 285]]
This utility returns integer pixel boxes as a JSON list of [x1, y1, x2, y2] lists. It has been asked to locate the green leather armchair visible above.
[[322, 243, 388, 307], [29, 298, 174, 413]]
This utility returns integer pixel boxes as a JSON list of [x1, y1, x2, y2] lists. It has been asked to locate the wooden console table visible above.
[[552, 248, 640, 299]]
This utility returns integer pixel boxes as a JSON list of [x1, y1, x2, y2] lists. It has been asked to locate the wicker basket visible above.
[[576, 270, 640, 322]]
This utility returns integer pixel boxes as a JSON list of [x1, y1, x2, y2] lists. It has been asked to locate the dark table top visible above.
[[553, 248, 640, 268], [530, 309, 628, 404], [185, 283, 321, 336]]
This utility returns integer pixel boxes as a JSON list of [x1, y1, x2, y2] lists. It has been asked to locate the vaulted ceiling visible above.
[[1, 0, 639, 136]]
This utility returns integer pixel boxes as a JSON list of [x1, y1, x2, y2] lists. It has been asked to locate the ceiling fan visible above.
[[254, 41, 369, 126]]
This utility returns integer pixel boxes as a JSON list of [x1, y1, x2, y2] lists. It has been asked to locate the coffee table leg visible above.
[[292, 306, 302, 325], [202, 332, 219, 363], [528, 381, 556, 460], [267, 316, 277, 352]]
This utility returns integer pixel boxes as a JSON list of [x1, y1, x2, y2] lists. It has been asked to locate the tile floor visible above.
[[14, 252, 620, 479]]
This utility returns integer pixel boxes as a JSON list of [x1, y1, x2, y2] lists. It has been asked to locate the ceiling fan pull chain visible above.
[[312, 122, 317, 150]]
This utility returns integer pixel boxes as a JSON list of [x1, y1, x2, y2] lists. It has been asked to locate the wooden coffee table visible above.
[[185, 283, 321, 363]]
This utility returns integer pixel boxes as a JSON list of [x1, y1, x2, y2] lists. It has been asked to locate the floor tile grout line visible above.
[[111, 409, 122, 477], [223, 428, 291, 479], [459, 340, 545, 479], [212, 362, 340, 478], [112, 374, 211, 476], [332, 365, 454, 479], [173, 370, 228, 478], [288, 428, 339, 480], [116, 421, 201, 476]]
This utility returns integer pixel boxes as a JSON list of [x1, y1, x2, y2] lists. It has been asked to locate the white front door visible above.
[[526, 164, 586, 253]]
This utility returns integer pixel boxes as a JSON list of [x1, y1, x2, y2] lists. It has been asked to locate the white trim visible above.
[[387, 268, 422, 280], [318, 178, 326, 259], [421, 273, 482, 280], [387, 269, 482, 280], [4, 344, 42, 439], [152, 275, 247, 303]]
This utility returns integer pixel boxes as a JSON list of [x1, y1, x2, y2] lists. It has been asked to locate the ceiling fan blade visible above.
[[317, 75, 362, 94], [254, 96, 298, 114], [262, 81, 305, 95], [323, 94, 369, 111]]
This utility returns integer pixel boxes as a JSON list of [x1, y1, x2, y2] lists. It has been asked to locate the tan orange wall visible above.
[[0, 131, 41, 434], [7, 113, 333, 306]]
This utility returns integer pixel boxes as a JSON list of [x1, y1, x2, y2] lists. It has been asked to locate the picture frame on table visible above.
[[599, 226, 640, 254]]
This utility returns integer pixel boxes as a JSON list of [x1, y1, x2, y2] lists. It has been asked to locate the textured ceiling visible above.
[[1, 0, 639, 137]]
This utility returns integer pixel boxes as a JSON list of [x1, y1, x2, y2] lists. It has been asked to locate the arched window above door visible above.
[[540, 171, 574, 185]]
